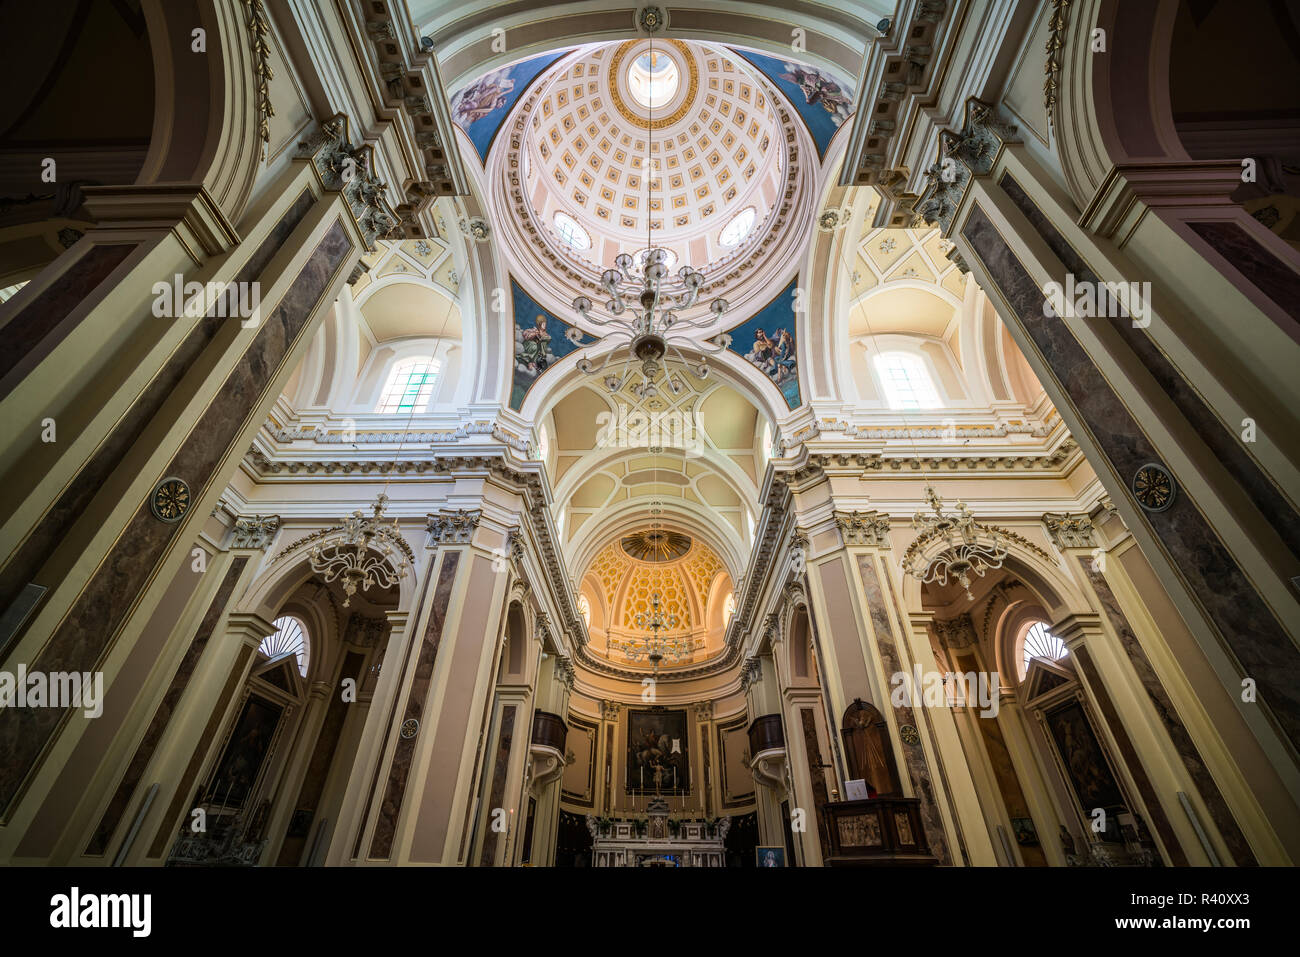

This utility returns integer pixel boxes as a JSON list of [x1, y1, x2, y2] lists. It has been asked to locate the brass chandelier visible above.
[[901, 484, 1008, 601]]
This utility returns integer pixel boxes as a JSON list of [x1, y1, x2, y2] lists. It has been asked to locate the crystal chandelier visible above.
[[308, 493, 411, 607], [570, 37, 729, 397], [902, 485, 1008, 600], [617, 592, 694, 673]]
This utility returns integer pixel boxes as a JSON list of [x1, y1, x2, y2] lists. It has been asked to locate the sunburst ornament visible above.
[[621, 527, 692, 563]]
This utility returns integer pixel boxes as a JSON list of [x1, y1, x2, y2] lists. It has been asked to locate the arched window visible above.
[[376, 356, 441, 413], [261, 615, 310, 677], [874, 352, 941, 410], [1021, 620, 1068, 676], [722, 592, 736, 628], [578, 594, 592, 628], [719, 206, 756, 247], [554, 211, 591, 250]]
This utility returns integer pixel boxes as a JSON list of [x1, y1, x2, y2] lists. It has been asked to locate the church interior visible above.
[[0, 0, 1298, 878]]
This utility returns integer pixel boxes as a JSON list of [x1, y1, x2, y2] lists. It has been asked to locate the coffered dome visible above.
[[579, 527, 734, 673], [498, 38, 814, 322], [521, 39, 784, 274]]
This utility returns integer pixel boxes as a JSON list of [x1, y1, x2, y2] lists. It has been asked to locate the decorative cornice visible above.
[[834, 510, 892, 547], [267, 420, 499, 445], [934, 612, 977, 649], [355, 0, 465, 202], [841, 0, 951, 194], [1041, 511, 1097, 550], [773, 431, 1077, 474], [296, 116, 399, 250], [913, 98, 1019, 234], [818, 419, 1052, 440], [230, 514, 280, 550], [859, 440, 1079, 474], [426, 508, 481, 545]]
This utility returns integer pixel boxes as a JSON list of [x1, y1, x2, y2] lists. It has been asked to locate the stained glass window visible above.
[[376, 356, 441, 413]]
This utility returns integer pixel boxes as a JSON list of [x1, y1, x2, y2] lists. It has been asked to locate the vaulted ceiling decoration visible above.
[[847, 192, 969, 312], [712, 278, 801, 409], [449, 50, 569, 162], [580, 531, 733, 671], [547, 370, 762, 550], [495, 39, 818, 335], [731, 49, 855, 159], [523, 40, 783, 267], [509, 277, 596, 411]]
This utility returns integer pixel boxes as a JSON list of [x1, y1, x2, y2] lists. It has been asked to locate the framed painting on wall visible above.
[[756, 846, 787, 868], [626, 708, 690, 794]]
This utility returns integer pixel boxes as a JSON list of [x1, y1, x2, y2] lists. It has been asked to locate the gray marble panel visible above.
[[963, 203, 1300, 754]]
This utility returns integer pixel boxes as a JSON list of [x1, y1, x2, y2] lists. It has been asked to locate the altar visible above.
[[587, 798, 730, 867]]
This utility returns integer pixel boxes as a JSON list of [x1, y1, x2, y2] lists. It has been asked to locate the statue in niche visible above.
[[840, 699, 901, 797]]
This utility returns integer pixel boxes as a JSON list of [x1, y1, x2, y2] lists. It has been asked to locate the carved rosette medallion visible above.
[[1132, 463, 1176, 512], [150, 477, 191, 523]]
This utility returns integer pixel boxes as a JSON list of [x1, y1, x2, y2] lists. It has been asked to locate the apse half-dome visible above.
[[579, 527, 733, 672]]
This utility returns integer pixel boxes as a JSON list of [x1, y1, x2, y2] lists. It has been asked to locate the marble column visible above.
[[0, 154, 362, 824], [946, 136, 1300, 777], [138, 611, 278, 863]]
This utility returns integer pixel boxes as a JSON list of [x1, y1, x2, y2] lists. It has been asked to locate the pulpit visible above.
[[820, 798, 938, 866]]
